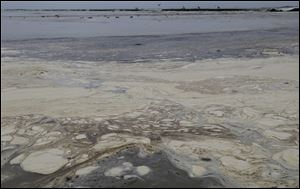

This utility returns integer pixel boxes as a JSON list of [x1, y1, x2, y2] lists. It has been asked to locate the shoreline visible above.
[[2, 6, 298, 12]]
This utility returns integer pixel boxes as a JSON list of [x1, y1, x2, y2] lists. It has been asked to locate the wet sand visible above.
[[1, 10, 299, 188]]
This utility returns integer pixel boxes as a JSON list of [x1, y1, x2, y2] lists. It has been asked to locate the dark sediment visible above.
[[59, 147, 230, 188], [2, 28, 298, 63]]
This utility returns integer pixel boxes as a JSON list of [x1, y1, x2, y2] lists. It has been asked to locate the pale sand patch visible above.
[[1, 56, 298, 119], [273, 149, 299, 170], [10, 136, 29, 145], [1, 87, 150, 117], [114, 56, 299, 82], [75, 134, 87, 140], [10, 154, 26, 165], [75, 166, 99, 176], [1, 135, 13, 142], [93, 134, 151, 152], [220, 156, 251, 171], [263, 130, 292, 140], [1, 125, 16, 136], [20, 149, 68, 174], [34, 136, 58, 146], [190, 165, 207, 177], [136, 166, 151, 176]]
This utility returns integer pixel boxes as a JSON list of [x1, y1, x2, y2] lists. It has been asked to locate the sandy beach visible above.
[[1, 10, 299, 188]]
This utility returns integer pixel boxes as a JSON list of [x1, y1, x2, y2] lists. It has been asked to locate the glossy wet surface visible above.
[[59, 148, 230, 188], [1, 11, 298, 41]]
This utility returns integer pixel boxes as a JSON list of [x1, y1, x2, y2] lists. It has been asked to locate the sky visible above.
[[1, 1, 299, 9]]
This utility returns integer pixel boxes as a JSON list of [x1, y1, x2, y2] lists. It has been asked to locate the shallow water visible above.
[[1, 10, 298, 41]]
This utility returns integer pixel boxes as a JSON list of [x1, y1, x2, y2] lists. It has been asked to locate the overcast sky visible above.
[[1, 1, 299, 9]]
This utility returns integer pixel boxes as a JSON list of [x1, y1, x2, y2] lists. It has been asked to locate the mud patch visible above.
[[57, 147, 230, 188]]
